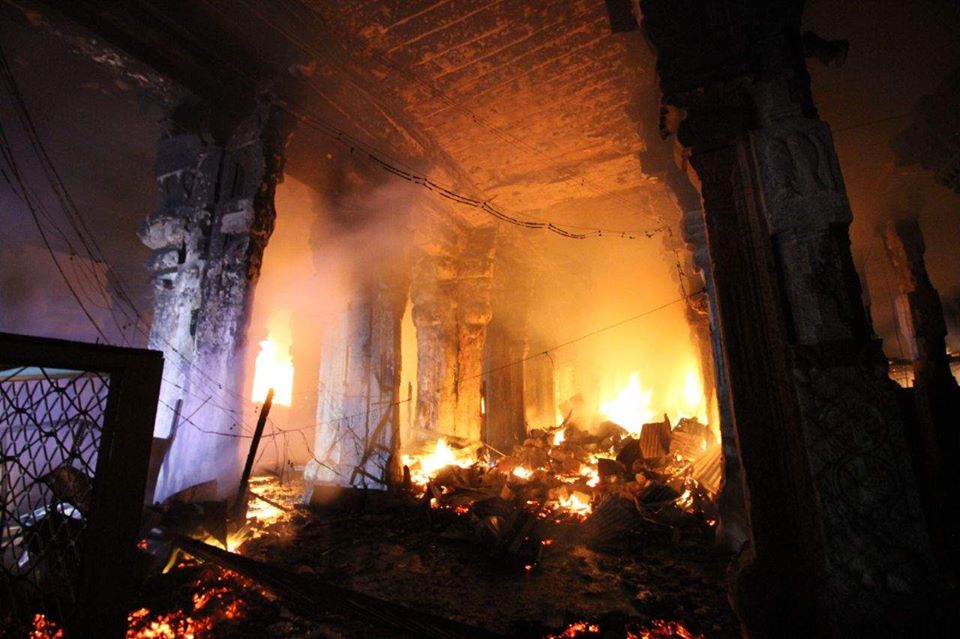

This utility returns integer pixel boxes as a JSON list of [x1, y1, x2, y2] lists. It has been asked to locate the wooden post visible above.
[[235, 387, 274, 512]]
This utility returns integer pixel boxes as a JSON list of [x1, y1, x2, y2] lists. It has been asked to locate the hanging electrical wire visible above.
[[235, 0, 668, 229], [191, 0, 666, 240]]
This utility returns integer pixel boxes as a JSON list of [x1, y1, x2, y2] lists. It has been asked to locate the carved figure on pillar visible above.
[[639, 1, 934, 636]]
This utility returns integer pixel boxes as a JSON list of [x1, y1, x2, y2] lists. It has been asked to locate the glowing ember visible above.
[[556, 491, 592, 518], [127, 568, 254, 639], [251, 334, 294, 406], [580, 465, 601, 488], [630, 619, 704, 639], [547, 621, 601, 638], [29, 614, 64, 639], [552, 427, 566, 446], [401, 438, 478, 487], [512, 465, 534, 480], [599, 372, 655, 434], [245, 498, 285, 524]]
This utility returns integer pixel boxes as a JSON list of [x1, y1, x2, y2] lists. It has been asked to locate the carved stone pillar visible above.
[[884, 219, 957, 393], [306, 273, 408, 491], [141, 96, 294, 502], [884, 218, 960, 555], [411, 254, 459, 438], [410, 228, 495, 443], [681, 207, 748, 550], [483, 239, 533, 451], [640, 2, 933, 636], [453, 233, 495, 442], [484, 317, 526, 451]]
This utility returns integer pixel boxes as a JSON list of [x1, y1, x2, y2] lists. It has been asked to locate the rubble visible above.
[[400, 415, 722, 567]]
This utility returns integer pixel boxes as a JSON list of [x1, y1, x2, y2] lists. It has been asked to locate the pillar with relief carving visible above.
[[639, 2, 934, 635], [140, 94, 295, 503]]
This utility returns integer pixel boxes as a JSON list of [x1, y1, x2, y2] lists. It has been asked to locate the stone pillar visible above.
[[307, 273, 408, 490], [483, 317, 525, 452], [884, 219, 957, 393], [681, 207, 748, 550], [523, 350, 556, 430], [453, 230, 495, 442], [140, 96, 294, 502], [484, 240, 533, 452], [411, 254, 459, 438], [884, 217, 960, 555], [640, 2, 933, 636], [410, 228, 495, 443]]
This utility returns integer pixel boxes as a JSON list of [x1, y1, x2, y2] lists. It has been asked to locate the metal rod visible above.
[[235, 387, 274, 511]]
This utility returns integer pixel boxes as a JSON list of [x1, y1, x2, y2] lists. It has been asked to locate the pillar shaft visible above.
[[640, 2, 932, 635], [884, 219, 956, 388], [411, 255, 459, 438], [308, 275, 407, 489], [411, 229, 495, 443], [681, 207, 748, 550], [884, 218, 960, 559], [141, 97, 293, 502]]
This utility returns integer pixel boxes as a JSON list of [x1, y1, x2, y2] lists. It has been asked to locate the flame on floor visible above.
[[599, 372, 655, 435], [401, 438, 478, 486]]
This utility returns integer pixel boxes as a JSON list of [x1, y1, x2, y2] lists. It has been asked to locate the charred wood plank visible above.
[[167, 533, 503, 639]]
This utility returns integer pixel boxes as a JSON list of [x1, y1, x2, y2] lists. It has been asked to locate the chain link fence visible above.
[[0, 333, 162, 638]]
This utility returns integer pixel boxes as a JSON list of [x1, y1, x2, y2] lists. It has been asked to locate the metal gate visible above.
[[0, 333, 163, 638]]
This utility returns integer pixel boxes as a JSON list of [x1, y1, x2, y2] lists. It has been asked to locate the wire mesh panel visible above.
[[0, 333, 162, 639], [0, 367, 109, 627]]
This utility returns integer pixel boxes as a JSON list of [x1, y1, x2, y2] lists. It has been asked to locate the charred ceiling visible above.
[[23, 0, 677, 234]]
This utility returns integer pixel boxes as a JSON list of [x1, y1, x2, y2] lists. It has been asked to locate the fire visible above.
[[401, 438, 478, 487], [127, 607, 210, 639], [548, 621, 601, 638], [675, 366, 708, 423], [580, 465, 600, 488], [552, 427, 566, 446], [556, 491, 592, 518], [29, 614, 63, 639], [599, 371, 655, 434], [512, 465, 534, 480], [630, 619, 704, 639], [251, 334, 293, 406], [127, 568, 253, 638]]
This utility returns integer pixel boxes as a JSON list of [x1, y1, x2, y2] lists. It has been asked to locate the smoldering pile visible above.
[[401, 415, 722, 569]]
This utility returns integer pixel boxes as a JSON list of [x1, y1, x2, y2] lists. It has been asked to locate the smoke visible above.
[[488, 189, 707, 434], [0, 243, 122, 343], [245, 155, 423, 468]]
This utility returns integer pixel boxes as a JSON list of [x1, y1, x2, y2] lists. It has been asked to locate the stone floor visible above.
[[130, 476, 741, 638]]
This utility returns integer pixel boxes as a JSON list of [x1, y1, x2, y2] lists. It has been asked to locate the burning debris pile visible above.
[[400, 414, 721, 567], [124, 565, 268, 638], [547, 618, 704, 639]]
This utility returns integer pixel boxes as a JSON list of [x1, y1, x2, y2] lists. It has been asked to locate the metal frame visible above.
[[0, 332, 163, 638]]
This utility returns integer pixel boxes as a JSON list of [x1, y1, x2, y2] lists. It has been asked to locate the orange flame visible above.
[[251, 335, 293, 406], [599, 371, 655, 434], [401, 438, 477, 487], [29, 615, 64, 639]]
